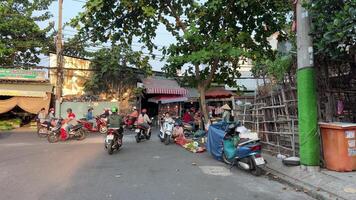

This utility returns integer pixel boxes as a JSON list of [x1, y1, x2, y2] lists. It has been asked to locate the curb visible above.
[[263, 166, 346, 200]]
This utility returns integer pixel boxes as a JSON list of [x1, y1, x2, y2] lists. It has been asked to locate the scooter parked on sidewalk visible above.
[[159, 120, 174, 145], [105, 127, 123, 155], [222, 123, 265, 176], [79, 116, 108, 134]]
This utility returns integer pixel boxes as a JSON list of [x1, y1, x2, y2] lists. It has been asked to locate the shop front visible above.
[[141, 77, 187, 118]]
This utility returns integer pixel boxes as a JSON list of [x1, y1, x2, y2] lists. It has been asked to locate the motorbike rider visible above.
[[37, 108, 47, 124], [86, 107, 96, 128], [137, 108, 152, 135], [44, 108, 56, 128], [63, 108, 78, 138], [107, 107, 123, 143]]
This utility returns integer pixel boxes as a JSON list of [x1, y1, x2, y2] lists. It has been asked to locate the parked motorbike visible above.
[[105, 127, 123, 155], [47, 119, 86, 143], [222, 123, 265, 176], [79, 116, 108, 134], [37, 120, 49, 138], [159, 120, 175, 145]]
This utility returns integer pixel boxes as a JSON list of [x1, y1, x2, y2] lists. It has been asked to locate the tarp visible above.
[[148, 95, 188, 104], [206, 121, 228, 161], [142, 77, 187, 95]]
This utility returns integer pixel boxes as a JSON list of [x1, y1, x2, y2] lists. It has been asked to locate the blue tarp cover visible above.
[[206, 121, 228, 161]]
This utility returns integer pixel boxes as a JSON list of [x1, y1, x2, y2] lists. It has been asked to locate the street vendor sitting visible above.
[[221, 104, 232, 122], [182, 109, 195, 130]]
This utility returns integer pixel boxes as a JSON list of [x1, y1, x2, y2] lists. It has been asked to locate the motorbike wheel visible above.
[[159, 134, 164, 142], [250, 157, 263, 176], [48, 133, 59, 143], [146, 131, 151, 140], [164, 134, 170, 145], [99, 126, 108, 134], [76, 129, 86, 140], [222, 152, 233, 165], [135, 133, 140, 143], [37, 127, 48, 138], [107, 140, 114, 155]]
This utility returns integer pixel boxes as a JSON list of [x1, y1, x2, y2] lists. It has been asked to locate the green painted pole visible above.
[[297, 0, 320, 166], [297, 68, 319, 165]]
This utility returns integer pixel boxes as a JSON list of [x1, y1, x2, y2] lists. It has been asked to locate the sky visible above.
[[39, 0, 175, 71]]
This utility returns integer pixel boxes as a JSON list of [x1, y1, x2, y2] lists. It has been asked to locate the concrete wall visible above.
[[56, 101, 119, 118]]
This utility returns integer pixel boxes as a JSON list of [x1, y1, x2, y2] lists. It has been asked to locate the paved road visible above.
[[0, 130, 314, 200]]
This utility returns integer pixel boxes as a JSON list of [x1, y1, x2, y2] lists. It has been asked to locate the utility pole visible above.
[[296, 0, 320, 169], [55, 0, 63, 118]]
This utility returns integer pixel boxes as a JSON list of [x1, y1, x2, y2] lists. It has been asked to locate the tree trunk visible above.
[[198, 84, 209, 126]]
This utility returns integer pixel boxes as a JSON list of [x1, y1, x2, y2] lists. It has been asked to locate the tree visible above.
[[84, 45, 151, 103], [307, 0, 355, 63], [71, 0, 290, 122], [0, 0, 53, 66]]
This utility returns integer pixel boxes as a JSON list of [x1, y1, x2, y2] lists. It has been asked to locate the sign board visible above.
[[0, 68, 47, 81]]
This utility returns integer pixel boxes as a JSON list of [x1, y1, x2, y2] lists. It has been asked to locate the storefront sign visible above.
[[0, 68, 47, 81]]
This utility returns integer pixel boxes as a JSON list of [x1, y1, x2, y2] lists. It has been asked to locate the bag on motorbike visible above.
[[60, 128, 67, 141]]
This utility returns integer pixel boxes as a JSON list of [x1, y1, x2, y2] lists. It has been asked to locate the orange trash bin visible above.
[[319, 122, 356, 172]]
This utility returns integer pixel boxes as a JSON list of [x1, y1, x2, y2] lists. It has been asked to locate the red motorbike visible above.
[[79, 116, 108, 134], [124, 115, 137, 129]]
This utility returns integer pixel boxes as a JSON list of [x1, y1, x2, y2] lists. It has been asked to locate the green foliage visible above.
[[84, 45, 151, 98], [306, 0, 356, 61], [71, 0, 290, 119], [0, 0, 54, 66], [252, 54, 293, 83]]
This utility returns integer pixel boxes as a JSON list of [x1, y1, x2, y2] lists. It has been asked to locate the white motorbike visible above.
[[159, 120, 175, 145]]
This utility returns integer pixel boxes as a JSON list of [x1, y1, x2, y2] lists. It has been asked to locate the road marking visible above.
[[199, 166, 232, 176]]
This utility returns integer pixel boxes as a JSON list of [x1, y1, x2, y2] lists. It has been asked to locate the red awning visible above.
[[205, 87, 234, 99], [148, 95, 188, 104], [142, 77, 187, 95]]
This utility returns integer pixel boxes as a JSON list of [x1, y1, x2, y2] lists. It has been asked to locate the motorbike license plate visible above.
[[254, 157, 265, 165], [106, 135, 114, 140], [135, 129, 140, 133]]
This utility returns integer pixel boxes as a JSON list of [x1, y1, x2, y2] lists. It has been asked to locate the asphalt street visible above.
[[0, 129, 314, 200]]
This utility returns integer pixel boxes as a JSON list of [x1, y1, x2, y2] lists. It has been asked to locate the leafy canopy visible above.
[[84, 45, 151, 99], [307, 0, 356, 61], [0, 0, 53, 66]]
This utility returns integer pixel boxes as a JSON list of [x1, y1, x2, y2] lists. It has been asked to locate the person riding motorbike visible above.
[[63, 108, 78, 139], [86, 107, 96, 128], [107, 107, 123, 143], [137, 108, 152, 135], [45, 108, 56, 128]]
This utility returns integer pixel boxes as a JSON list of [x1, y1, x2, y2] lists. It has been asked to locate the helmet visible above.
[[66, 108, 72, 112], [111, 107, 118, 113], [141, 108, 147, 113], [133, 106, 137, 110]]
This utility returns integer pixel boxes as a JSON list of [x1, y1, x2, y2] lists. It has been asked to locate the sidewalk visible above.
[[263, 153, 356, 200]]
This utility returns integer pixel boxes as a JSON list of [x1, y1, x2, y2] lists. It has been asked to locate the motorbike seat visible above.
[[137, 125, 146, 130], [238, 138, 250, 144], [70, 124, 82, 131]]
